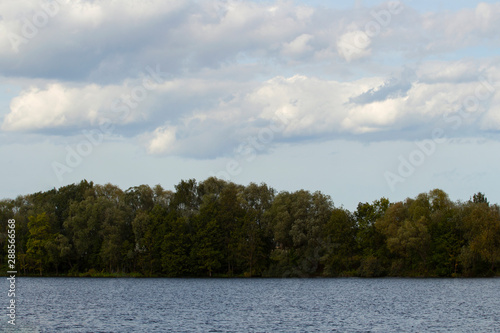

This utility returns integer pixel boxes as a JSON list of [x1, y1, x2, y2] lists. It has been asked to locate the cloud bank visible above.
[[1, 0, 500, 158]]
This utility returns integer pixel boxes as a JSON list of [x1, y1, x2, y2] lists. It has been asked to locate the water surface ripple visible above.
[[2, 277, 499, 332]]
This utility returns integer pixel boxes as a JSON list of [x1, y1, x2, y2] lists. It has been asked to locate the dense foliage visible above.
[[1, 179, 499, 277]]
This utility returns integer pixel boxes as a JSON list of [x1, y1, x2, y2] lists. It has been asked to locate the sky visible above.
[[1, 0, 500, 210]]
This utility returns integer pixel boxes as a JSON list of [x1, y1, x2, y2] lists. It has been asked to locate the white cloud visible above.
[[420, 2, 500, 53], [1, 1, 500, 160], [146, 125, 177, 155], [1, 82, 142, 131], [337, 30, 372, 62], [416, 60, 481, 83], [4, 59, 499, 158], [1, 1, 499, 81], [481, 92, 500, 131], [342, 98, 404, 134], [282, 34, 314, 57]]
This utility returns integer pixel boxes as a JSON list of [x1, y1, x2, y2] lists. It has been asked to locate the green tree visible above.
[[138, 205, 169, 275], [172, 179, 200, 217], [462, 202, 500, 274], [472, 192, 488, 205], [217, 183, 245, 275], [26, 213, 54, 275], [45, 233, 72, 275], [322, 207, 358, 276], [64, 195, 110, 271], [162, 217, 192, 276], [237, 183, 275, 276], [125, 185, 155, 213], [192, 218, 222, 276], [426, 189, 462, 276], [354, 198, 390, 275], [99, 205, 133, 273], [267, 190, 332, 277]]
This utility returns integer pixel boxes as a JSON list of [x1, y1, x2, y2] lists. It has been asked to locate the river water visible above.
[[2, 277, 499, 332]]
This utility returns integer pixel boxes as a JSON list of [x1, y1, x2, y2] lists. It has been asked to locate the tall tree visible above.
[[322, 207, 358, 276], [237, 183, 275, 276], [462, 202, 500, 274], [26, 213, 54, 275], [162, 216, 192, 276], [268, 190, 333, 277]]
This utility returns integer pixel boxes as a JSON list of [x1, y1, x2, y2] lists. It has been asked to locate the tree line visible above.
[[1, 178, 499, 277]]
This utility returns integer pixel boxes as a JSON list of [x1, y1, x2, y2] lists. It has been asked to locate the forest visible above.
[[1, 178, 499, 277]]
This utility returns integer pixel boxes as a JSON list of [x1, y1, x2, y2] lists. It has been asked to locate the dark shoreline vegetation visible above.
[[1, 179, 499, 278]]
